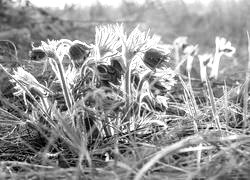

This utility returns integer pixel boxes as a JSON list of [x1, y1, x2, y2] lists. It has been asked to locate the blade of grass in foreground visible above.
[[179, 75, 202, 168], [205, 74, 221, 131], [243, 31, 250, 128]]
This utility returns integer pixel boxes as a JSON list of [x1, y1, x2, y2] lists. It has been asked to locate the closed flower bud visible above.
[[69, 42, 92, 61], [96, 64, 122, 85], [29, 48, 47, 61], [110, 58, 125, 74], [143, 48, 170, 70]]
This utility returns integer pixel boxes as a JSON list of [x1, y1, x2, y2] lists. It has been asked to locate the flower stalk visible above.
[[50, 56, 73, 111]]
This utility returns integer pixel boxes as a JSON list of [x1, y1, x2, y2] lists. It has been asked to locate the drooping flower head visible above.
[[199, 53, 213, 67], [142, 46, 173, 70], [68, 40, 93, 61], [215, 36, 236, 57], [210, 37, 236, 80], [30, 39, 73, 61], [173, 36, 188, 51], [10, 67, 52, 97], [183, 44, 199, 56]]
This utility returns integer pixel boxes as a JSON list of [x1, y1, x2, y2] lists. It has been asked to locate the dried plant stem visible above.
[[223, 82, 229, 126], [0, 161, 55, 169], [180, 75, 201, 168]]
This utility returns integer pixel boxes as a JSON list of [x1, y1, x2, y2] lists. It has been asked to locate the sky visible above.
[[28, 0, 211, 8]]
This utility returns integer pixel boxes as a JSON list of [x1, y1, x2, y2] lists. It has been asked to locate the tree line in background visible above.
[[1, 0, 250, 62]]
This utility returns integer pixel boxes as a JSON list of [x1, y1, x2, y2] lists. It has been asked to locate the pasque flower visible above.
[[142, 47, 172, 70], [173, 36, 189, 72], [95, 24, 122, 59], [215, 36, 236, 56], [120, 25, 161, 62], [198, 53, 213, 82], [173, 36, 188, 51], [10, 67, 52, 97], [148, 68, 176, 96], [68, 41, 93, 61], [96, 58, 125, 86], [183, 44, 199, 77], [210, 37, 236, 80]]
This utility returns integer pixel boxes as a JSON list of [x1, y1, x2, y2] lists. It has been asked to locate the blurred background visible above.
[[1, 0, 250, 77]]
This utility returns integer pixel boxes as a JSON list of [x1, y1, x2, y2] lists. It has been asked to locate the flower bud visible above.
[[96, 64, 122, 85], [29, 48, 47, 61], [69, 42, 92, 61], [143, 48, 170, 70]]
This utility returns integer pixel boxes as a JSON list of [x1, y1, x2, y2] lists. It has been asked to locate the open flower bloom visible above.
[[11, 67, 52, 98], [120, 25, 161, 62], [64, 65, 79, 87], [210, 37, 236, 79], [95, 24, 122, 59], [198, 53, 213, 82]]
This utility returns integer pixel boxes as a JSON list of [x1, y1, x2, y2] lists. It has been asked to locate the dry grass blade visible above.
[[205, 75, 221, 131], [134, 135, 204, 180], [243, 31, 250, 128], [223, 81, 229, 126]]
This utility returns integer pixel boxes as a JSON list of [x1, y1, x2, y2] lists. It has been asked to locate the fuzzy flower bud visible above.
[[69, 42, 92, 61], [143, 48, 171, 70]]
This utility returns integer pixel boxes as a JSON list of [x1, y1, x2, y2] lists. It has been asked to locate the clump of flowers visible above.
[[2, 24, 177, 140]]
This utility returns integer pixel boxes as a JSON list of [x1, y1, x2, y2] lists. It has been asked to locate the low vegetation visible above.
[[1, 1, 250, 180]]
